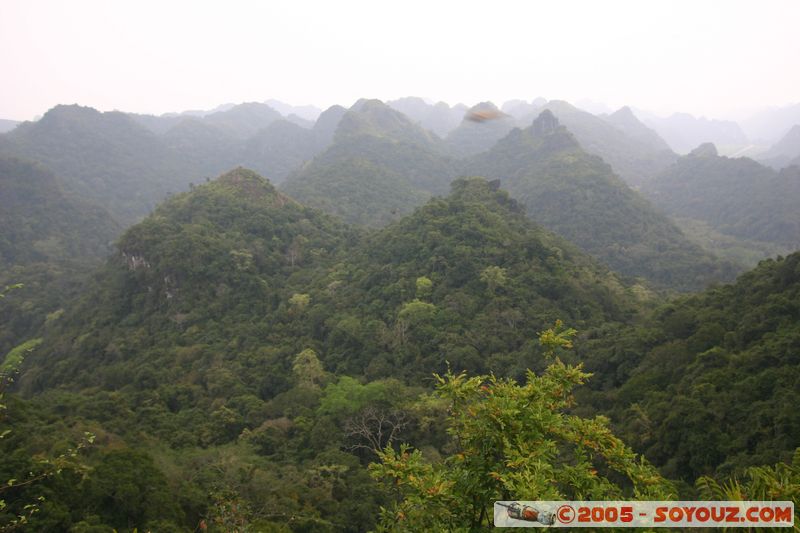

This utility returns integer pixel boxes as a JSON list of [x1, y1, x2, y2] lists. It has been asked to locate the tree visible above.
[[1, 284, 94, 531], [1, 339, 93, 531], [344, 407, 408, 457], [480, 266, 507, 295], [292, 348, 327, 388], [696, 448, 800, 528], [288, 293, 311, 311], [397, 300, 436, 325], [414, 276, 433, 300], [369, 322, 674, 531]]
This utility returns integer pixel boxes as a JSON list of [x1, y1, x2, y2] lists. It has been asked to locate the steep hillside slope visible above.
[[22, 168, 355, 396], [604, 252, 800, 480], [467, 111, 738, 290], [311, 176, 640, 378], [538, 101, 677, 187]]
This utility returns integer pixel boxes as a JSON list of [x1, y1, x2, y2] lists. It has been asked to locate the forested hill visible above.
[[281, 103, 738, 291], [466, 110, 739, 291], [643, 144, 800, 250], [8, 169, 647, 530], [5, 167, 799, 530], [0, 105, 189, 225], [0, 103, 344, 226], [304, 176, 639, 379], [281, 100, 457, 226], [22, 169, 636, 396], [594, 251, 800, 481], [20, 167, 357, 394]]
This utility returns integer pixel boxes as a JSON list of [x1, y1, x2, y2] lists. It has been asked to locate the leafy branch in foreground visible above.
[[696, 449, 800, 532], [0, 292, 94, 531], [369, 322, 674, 531]]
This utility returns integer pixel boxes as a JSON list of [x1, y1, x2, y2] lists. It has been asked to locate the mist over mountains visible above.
[[2, 92, 800, 531], [2, 94, 798, 281]]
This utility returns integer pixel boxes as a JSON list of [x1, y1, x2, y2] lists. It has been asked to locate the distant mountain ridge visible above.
[[740, 102, 800, 143], [0, 102, 346, 224], [281, 99, 456, 226], [603, 106, 672, 153], [387, 96, 467, 137], [534, 101, 677, 187], [264, 99, 322, 121], [0, 104, 187, 224], [445, 102, 516, 157], [465, 110, 737, 290], [641, 112, 749, 154], [644, 143, 800, 249]]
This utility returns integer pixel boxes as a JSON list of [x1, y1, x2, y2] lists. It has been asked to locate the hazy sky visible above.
[[1, 0, 798, 121]]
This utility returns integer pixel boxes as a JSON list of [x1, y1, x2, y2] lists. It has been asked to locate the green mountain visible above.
[[0, 103, 341, 225], [24, 172, 637, 394], [21, 167, 355, 395], [0, 156, 119, 354], [336, 99, 446, 150], [535, 101, 678, 187], [281, 99, 456, 226], [644, 144, 800, 250], [307, 176, 640, 378], [130, 102, 284, 138], [6, 164, 796, 530], [6, 170, 649, 531], [599, 251, 800, 481], [0, 105, 192, 224], [5, 169, 372, 531], [159, 104, 342, 185], [466, 110, 738, 291]]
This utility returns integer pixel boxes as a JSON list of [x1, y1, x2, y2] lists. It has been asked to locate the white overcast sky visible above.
[[1, 0, 798, 121]]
